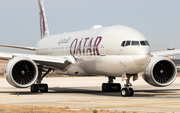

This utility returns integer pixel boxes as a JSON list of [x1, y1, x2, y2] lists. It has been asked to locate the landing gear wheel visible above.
[[39, 84, 48, 92], [129, 88, 134, 96], [121, 88, 130, 97], [102, 83, 121, 92], [31, 84, 48, 93], [102, 83, 111, 92], [113, 83, 121, 92], [102, 83, 107, 92], [31, 84, 38, 92]]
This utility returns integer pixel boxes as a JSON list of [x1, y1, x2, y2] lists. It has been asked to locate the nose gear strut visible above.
[[121, 74, 136, 97]]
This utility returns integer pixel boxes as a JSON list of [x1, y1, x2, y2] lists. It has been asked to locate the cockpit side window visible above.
[[125, 41, 131, 46], [132, 41, 139, 46], [145, 41, 150, 46], [121, 41, 126, 47]]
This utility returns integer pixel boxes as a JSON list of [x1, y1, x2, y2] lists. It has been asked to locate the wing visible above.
[[151, 49, 180, 57], [0, 44, 36, 51], [0, 52, 73, 70]]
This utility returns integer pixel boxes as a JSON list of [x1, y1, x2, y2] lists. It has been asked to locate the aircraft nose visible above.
[[133, 47, 150, 55], [132, 47, 151, 65]]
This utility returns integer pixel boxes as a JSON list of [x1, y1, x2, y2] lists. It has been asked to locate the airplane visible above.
[[0, 0, 180, 97]]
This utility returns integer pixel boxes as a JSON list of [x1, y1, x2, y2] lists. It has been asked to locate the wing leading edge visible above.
[[0, 52, 72, 70], [151, 49, 180, 57], [0, 44, 36, 51]]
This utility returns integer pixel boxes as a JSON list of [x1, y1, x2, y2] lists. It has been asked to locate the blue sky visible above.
[[0, 0, 180, 54]]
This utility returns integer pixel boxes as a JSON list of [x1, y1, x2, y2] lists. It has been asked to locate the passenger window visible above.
[[140, 41, 146, 46], [132, 41, 139, 46], [121, 41, 126, 47], [125, 41, 131, 46]]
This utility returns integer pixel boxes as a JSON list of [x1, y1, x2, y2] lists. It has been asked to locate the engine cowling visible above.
[[143, 57, 177, 87], [4, 57, 38, 88]]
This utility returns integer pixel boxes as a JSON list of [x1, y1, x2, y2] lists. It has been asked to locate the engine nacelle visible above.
[[143, 57, 177, 87], [4, 57, 38, 88]]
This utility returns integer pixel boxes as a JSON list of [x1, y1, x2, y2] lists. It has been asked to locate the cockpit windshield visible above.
[[132, 41, 139, 46], [121, 40, 150, 47], [140, 41, 146, 46]]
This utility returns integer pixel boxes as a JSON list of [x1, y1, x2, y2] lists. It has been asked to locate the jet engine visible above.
[[142, 57, 177, 87], [4, 57, 38, 88]]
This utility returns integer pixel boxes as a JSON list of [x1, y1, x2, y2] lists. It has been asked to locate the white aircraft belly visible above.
[[76, 55, 144, 77]]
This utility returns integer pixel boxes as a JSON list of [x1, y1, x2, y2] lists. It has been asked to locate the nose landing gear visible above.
[[121, 74, 135, 97]]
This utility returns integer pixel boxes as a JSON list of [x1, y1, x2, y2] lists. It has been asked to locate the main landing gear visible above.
[[102, 77, 121, 92], [31, 66, 52, 93]]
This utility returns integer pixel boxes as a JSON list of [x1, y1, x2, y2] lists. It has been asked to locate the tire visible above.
[[102, 83, 106, 92], [31, 84, 38, 92], [115, 83, 121, 92], [110, 83, 121, 92], [121, 88, 129, 97], [129, 88, 134, 96], [106, 84, 110, 92], [102, 83, 110, 92], [102, 83, 121, 92], [39, 84, 48, 92]]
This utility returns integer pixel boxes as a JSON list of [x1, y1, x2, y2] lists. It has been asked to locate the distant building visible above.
[[171, 59, 180, 77], [166, 47, 175, 59], [0, 60, 8, 75]]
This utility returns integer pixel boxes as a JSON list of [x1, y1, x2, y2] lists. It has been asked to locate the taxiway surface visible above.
[[0, 76, 180, 112]]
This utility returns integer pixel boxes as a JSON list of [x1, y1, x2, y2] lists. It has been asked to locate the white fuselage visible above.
[[36, 25, 151, 77]]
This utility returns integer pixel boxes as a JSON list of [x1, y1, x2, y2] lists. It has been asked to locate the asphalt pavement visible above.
[[0, 76, 180, 112]]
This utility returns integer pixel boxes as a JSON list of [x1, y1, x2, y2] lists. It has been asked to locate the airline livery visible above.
[[0, 0, 180, 97]]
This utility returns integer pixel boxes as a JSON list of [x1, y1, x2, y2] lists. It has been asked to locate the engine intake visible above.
[[143, 57, 177, 87], [5, 57, 38, 88]]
